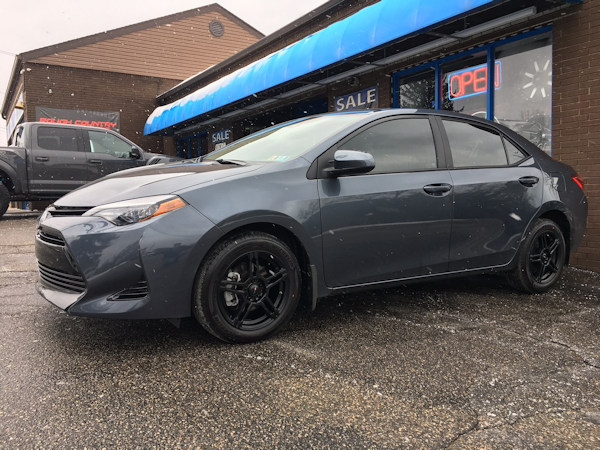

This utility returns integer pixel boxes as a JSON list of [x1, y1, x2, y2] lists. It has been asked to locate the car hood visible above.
[[55, 161, 260, 207]]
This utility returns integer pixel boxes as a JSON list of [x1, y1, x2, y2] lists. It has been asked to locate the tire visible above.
[[0, 183, 9, 219], [508, 219, 566, 294], [193, 232, 301, 343]]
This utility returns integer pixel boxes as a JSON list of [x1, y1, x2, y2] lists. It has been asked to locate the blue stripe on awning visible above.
[[144, 0, 496, 135]]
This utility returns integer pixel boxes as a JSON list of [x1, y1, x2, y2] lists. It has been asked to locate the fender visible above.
[[0, 159, 24, 195], [210, 210, 329, 300]]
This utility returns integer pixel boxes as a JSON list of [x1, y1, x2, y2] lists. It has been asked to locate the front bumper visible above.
[[35, 206, 220, 319]]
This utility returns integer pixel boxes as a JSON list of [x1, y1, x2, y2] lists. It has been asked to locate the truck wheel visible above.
[[0, 183, 9, 219]]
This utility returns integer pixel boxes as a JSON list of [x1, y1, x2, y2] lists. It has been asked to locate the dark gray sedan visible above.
[[35, 110, 587, 342]]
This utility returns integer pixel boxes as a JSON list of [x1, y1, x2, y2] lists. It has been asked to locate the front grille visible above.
[[37, 231, 65, 247], [108, 281, 149, 301], [47, 206, 91, 217], [38, 263, 86, 294]]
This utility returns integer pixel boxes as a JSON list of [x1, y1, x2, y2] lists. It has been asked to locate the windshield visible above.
[[203, 113, 370, 163]]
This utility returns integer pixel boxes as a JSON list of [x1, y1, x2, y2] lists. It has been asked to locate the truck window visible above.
[[87, 131, 132, 158], [37, 127, 78, 151]]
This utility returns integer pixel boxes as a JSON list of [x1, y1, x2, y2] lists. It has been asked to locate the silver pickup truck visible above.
[[0, 122, 178, 218]]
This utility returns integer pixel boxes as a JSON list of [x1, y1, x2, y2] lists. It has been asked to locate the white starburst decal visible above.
[[523, 59, 552, 99]]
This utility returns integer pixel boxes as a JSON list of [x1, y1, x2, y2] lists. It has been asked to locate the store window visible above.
[[396, 69, 435, 109], [441, 52, 488, 117], [494, 34, 552, 153], [393, 29, 554, 154], [177, 133, 207, 158]]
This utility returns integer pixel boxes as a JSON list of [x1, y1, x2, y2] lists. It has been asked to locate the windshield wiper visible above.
[[214, 158, 247, 166]]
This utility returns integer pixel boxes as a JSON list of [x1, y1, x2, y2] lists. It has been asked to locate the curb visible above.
[[3, 210, 42, 219]]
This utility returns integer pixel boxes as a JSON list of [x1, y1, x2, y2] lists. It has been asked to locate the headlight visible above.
[[83, 195, 187, 226]]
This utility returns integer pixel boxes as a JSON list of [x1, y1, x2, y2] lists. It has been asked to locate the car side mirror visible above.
[[324, 150, 375, 177], [130, 147, 141, 159]]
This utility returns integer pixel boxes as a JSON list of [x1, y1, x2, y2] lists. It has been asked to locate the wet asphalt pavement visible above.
[[0, 215, 599, 448]]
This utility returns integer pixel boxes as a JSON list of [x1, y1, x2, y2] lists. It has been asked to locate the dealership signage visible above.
[[212, 128, 232, 150], [35, 107, 121, 131], [335, 86, 378, 112], [448, 61, 502, 101]]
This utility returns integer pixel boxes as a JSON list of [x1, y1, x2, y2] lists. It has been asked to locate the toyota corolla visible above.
[[35, 110, 588, 342]]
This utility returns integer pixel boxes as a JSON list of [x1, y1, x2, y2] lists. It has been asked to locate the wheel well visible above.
[[538, 210, 571, 264], [0, 170, 14, 191], [209, 223, 313, 308]]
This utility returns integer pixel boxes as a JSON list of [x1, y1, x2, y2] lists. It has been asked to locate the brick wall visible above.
[[553, 0, 600, 271], [23, 63, 179, 154]]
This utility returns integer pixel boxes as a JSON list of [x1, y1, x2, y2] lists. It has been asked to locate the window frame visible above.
[[433, 115, 530, 170]]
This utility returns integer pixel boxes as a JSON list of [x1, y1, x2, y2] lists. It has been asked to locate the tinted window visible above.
[[341, 118, 437, 173], [88, 131, 132, 158], [504, 138, 527, 165], [37, 127, 78, 151], [443, 120, 508, 168]]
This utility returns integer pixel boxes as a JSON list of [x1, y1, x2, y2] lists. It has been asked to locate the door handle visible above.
[[88, 159, 102, 165], [519, 176, 539, 187], [35, 156, 49, 162], [423, 183, 452, 196]]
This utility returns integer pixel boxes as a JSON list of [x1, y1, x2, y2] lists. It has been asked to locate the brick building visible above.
[[144, 0, 600, 272], [1, 3, 263, 153]]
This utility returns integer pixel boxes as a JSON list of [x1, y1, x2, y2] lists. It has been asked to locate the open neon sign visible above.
[[448, 61, 501, 101]]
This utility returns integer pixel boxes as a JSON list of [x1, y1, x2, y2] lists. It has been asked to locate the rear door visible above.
[[29, 125, 88, 195], [83, 129, 142, 181], [437, 117, 543, 271], [318, 116, 453, 288]]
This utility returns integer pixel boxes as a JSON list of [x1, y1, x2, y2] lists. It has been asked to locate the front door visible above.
[[84, 130, 141, 181], [318, 116, 453, 288]]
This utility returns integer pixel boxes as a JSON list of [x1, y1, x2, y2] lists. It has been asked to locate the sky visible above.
[[0, 0, 329, 144]]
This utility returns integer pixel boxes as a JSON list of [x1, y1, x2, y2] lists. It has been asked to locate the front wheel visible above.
[[508, 219, 566, 293], [193, 232, 301, 343]]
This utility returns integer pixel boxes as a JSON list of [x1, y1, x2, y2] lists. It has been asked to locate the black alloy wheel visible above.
[[509, 219, 566, 294], [194, 232, 301, 343]]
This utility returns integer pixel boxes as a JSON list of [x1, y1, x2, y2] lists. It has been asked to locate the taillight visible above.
[[572, 174, 584, 191]]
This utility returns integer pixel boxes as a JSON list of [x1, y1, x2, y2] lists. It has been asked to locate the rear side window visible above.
[[504, 138, 527, 165], [443, 120, 507, 168], [37, 127, 78, 151], [341, 118, 437, 173]]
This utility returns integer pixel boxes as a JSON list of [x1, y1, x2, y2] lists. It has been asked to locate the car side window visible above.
[[504, 138, 527, 165], [37, 127, 78, 151], [442, 119, 508, 168], [87, 131, 132, 158], [340, 118, 437, 173]]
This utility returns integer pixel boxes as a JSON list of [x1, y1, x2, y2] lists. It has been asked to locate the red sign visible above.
[[35, 107, 121, 131], [448, 62, 501, 100]]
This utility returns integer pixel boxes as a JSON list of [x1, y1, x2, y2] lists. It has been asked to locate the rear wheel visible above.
[[0, 183, 9, 219], [193, 232, 301, 343], [508, 219, 566, 293]]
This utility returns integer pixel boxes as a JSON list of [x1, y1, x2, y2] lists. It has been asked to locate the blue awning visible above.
[[144, 0, 498, 135]]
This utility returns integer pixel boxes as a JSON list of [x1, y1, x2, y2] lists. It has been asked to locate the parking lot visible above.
[[0, 214, 599, 447]]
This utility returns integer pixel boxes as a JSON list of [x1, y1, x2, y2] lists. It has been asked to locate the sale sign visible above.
[[447, 61, 501, 101]]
